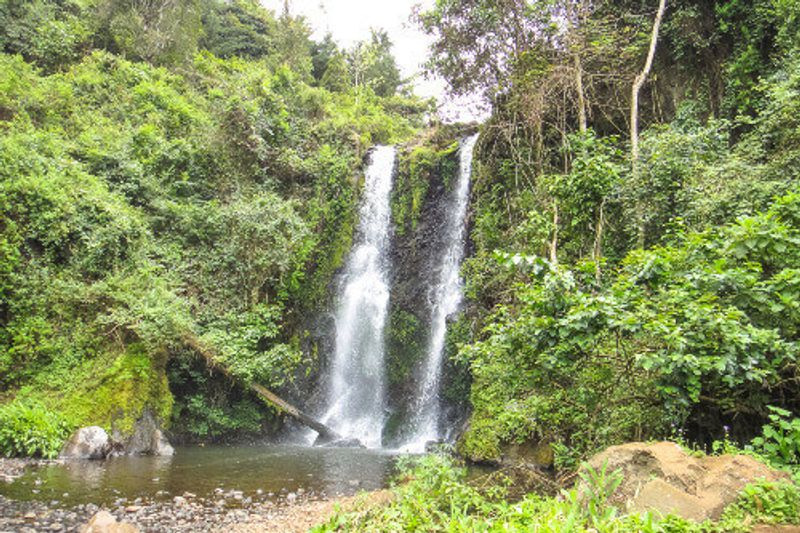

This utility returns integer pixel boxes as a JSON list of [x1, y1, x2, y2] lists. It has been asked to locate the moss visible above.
[[392, 140, 460, 236], [440, 313, 472, 404], [61, 343, 173, 436], [457, 414, 503, 464], [386, 308, 424, 387]]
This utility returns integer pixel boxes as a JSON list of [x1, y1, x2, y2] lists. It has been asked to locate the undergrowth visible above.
[[312, 453, 800, 532]]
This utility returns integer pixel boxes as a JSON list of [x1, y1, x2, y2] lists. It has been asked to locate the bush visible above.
[[0, 401, 72, 459]]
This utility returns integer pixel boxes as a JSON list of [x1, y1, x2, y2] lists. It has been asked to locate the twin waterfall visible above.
[[321, 136, 479, 451]]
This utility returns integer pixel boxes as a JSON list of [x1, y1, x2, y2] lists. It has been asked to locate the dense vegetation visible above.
[[314, 453, 800, 532], [0, 0, 428, 455], [3, 0, 800, 530], [422, 0, 800, 467]]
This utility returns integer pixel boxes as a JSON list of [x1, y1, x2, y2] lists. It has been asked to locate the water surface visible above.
[[0, 445, 399, 507]]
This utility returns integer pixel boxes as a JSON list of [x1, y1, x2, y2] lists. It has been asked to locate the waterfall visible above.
[[321, 146, 396, 449], [404, 134, 479, 452]]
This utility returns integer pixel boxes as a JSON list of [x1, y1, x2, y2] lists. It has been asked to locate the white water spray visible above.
[[403, 134, 479, 452], [321, 146, 396, 449]]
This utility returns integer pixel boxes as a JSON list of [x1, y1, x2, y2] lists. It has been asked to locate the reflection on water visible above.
[[0, 445, 399, 506]]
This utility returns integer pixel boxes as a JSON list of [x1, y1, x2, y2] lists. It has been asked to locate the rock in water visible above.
[[116, 409, 175, 456], [80, 511, 139, 533], [317, 437, 365, 448], [582, 441, 789, 521], [60, 427, 110, 460]]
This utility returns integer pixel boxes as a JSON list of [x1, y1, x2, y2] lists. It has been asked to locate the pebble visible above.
[[0, 462, 347, 533]]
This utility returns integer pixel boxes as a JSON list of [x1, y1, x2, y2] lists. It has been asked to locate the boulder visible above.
[[114, 409, 174, 457], [60, 427, 110, 460], [502, 440, 554, 468], [318, 437, 365, 449], [80, 511, 139, 533], [583, 441, 789, 521]]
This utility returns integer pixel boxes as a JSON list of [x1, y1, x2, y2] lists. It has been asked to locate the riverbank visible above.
[[0, 454, 397, 532], [0, 487, 392, 532]]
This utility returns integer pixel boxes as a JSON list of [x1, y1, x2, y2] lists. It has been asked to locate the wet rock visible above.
[[60, 427, 110, 460], [319, 438, 365, 449], [116, 409, 175, 457], [583, 441, 789, 521]]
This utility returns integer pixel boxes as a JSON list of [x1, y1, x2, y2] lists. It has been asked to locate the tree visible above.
[[321, 51, 350, 92], [361, 30, 401, 97], [0, 0, 92, 70], [200, 0, 277, 59], [311, 33, 339, 82], [631, 0, 667, 247], [347, 29, 402, 97], [96, 0, 203, 65], [272, 2, 314, 79]]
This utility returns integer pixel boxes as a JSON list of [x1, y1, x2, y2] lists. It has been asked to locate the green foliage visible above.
[[393, 137, 459, 236], [313, 453, 800, 532], [0, 0, 92, 70], [386, 309, 423, 387], [718, 481, 800, 528], [749, 407, 800, 469], [0, 0, 426, 450], [0, 401, 71, 459], [201, 0, 277, 60], [95, 0, 203, 65], [459, 191, 800, 464]]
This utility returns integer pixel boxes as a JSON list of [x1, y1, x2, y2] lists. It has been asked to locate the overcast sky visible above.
[[259, 0, 488, 121]]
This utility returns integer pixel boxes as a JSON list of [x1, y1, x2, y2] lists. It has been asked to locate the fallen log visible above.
[[183, 334, 341, 442]]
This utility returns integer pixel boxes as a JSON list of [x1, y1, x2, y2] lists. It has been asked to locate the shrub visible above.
[[0, 401, 72, 459]]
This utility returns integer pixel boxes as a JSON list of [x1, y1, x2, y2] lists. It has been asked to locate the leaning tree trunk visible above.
[[631, 0, 667, 248], [183, 334, 341, 442]]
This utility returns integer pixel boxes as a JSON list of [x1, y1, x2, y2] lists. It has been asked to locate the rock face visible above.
[[116, 409, 174, 457], [584, 441, 789, 521], [60, 427, 111, 460], [80, 511, 139, 533]]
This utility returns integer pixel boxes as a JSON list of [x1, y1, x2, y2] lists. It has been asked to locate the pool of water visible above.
[[0, 445, 400, 506]]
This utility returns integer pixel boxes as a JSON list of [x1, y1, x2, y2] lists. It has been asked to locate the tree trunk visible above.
[[631, 0, 667, 248], [574, 52, 587, 133], [593, 197, 606, 284], [550, 200, 559, 265], [183, 334, 342, 443]]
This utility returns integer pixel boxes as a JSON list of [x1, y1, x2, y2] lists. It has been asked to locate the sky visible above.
[[259, 0, 488, 121]]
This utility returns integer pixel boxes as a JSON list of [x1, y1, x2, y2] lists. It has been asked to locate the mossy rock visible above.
[[63, 343, 173, 438]]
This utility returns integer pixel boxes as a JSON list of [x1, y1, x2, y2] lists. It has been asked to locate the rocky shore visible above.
[[0, 487, 380, 532], [0, 457, 389, 533]]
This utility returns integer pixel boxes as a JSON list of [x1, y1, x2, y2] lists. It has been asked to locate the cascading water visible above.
[[320, 146, 396, 449], [403, 134, 479, 452]]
